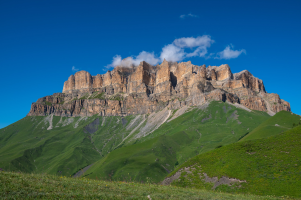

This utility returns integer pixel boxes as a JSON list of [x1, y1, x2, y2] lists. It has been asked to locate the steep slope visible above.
[[0, 113, 172, 175], [0, 115, 102, 175], [84, 101, 270, 183], [240, 111, 301, 141], [163, 125, 301, 198]]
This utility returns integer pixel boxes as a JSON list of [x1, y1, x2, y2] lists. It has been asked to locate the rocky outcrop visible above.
[[28, 60, 291, 117]]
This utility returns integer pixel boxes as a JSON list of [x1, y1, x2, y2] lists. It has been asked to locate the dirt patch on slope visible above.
[[73, 164, 93, 178], [203, 173, 246, 189], [162, 165, 246, 190]]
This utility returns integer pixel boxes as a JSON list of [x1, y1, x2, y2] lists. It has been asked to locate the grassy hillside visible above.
[[85, 101, 270, 183], [0, 113, 153, 176], [167, 125, 301, 198], [0, 115, 102, 176], [0, 101, 271, 183], [240, 111, 300, 141], [0, 171, 283, 199]]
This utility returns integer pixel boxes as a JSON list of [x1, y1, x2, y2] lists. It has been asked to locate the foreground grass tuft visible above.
[[0, 171, 284, 199]]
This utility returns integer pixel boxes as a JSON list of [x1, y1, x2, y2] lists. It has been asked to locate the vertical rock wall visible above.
[[30, 60, 291, 117]]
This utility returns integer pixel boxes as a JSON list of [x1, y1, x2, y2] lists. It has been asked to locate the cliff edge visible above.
[[28, 60, 290, 117]]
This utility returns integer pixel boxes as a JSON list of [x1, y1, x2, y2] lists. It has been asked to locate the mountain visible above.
[[0, 60, 295, 197], [162, 124, 301, 198], [28, 60, 290, 117], [0, 101, 270, 179]]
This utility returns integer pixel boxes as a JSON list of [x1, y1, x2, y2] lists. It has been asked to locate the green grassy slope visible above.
[[86, 101, 270, 183], [0, 115, 102, 176], [240, 111, 301, 141], [168, 125, 301, 198], [0, 101, 271, 183], [0, 113, 146, 176], [0, 171, 283, 200]]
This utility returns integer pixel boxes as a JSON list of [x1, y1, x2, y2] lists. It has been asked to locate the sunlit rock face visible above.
[[29, 60, 290, 117]]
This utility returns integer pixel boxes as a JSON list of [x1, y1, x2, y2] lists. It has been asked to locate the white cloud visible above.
[[135, 51, 160, 65], [216, 45, 246, 59], [173, 35, 213, 48], [160, 35, 214, 61], [186, 46, 208, 57], [180, 13, 199, 19], [106, 36, 246, 68], [109, 51, 159, 68], [72, 66, 79, 72], [160, 44, 185, 62]]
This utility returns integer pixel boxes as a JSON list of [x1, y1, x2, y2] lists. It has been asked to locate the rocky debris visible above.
[[167, 105, 190, 122], [161, 171, 182, 185], [28, 61, 291, 117], [74, 116, 88, 128], [162, 165, 246, 190], [133, 108, 171, 139], [46, 114, 53, 130], [203, 173, 246, 189], [62, 118, 74, 127], [55, 116, 63, 128], [73, 164, 93, 178], [126, 115, 144, 130], [227, 102, 251, 112], [117, 115, 146, 147]]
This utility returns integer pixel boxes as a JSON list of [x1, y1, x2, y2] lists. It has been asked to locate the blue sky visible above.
[[0, 0, 300, 128]]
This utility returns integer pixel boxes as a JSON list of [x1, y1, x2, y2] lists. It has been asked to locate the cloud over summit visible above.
[[108, 51, 159, 68], [107, 35, 245, 68], [160, 35, 214, 62]]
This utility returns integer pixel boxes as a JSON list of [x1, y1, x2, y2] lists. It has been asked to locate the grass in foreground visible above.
[[168, 125, 301, 198], [0, 171, 284, 200]]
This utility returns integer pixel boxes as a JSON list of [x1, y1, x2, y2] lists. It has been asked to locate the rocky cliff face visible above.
[[28, 60, 290, 117]]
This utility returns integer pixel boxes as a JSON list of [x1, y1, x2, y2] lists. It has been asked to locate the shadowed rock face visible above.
[[28, 61, 290, 117]]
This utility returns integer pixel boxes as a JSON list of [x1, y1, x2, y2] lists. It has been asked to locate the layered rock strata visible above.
[[28, 60, 290, 117]]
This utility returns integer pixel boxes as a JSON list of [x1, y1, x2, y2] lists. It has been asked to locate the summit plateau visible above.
[[28, 60, 290, 117]]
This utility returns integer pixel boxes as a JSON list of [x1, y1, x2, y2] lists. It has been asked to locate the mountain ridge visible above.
[[27, 60, 290, 118]]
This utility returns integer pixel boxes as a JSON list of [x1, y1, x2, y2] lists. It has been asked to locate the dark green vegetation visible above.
[[168, 125, 301, 198], [0, 115, 102, 176], [85, 101, 270, 183], [0, 113, 144, 177], [240, 111, 301, 141], [0, 171, 283, 199]]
